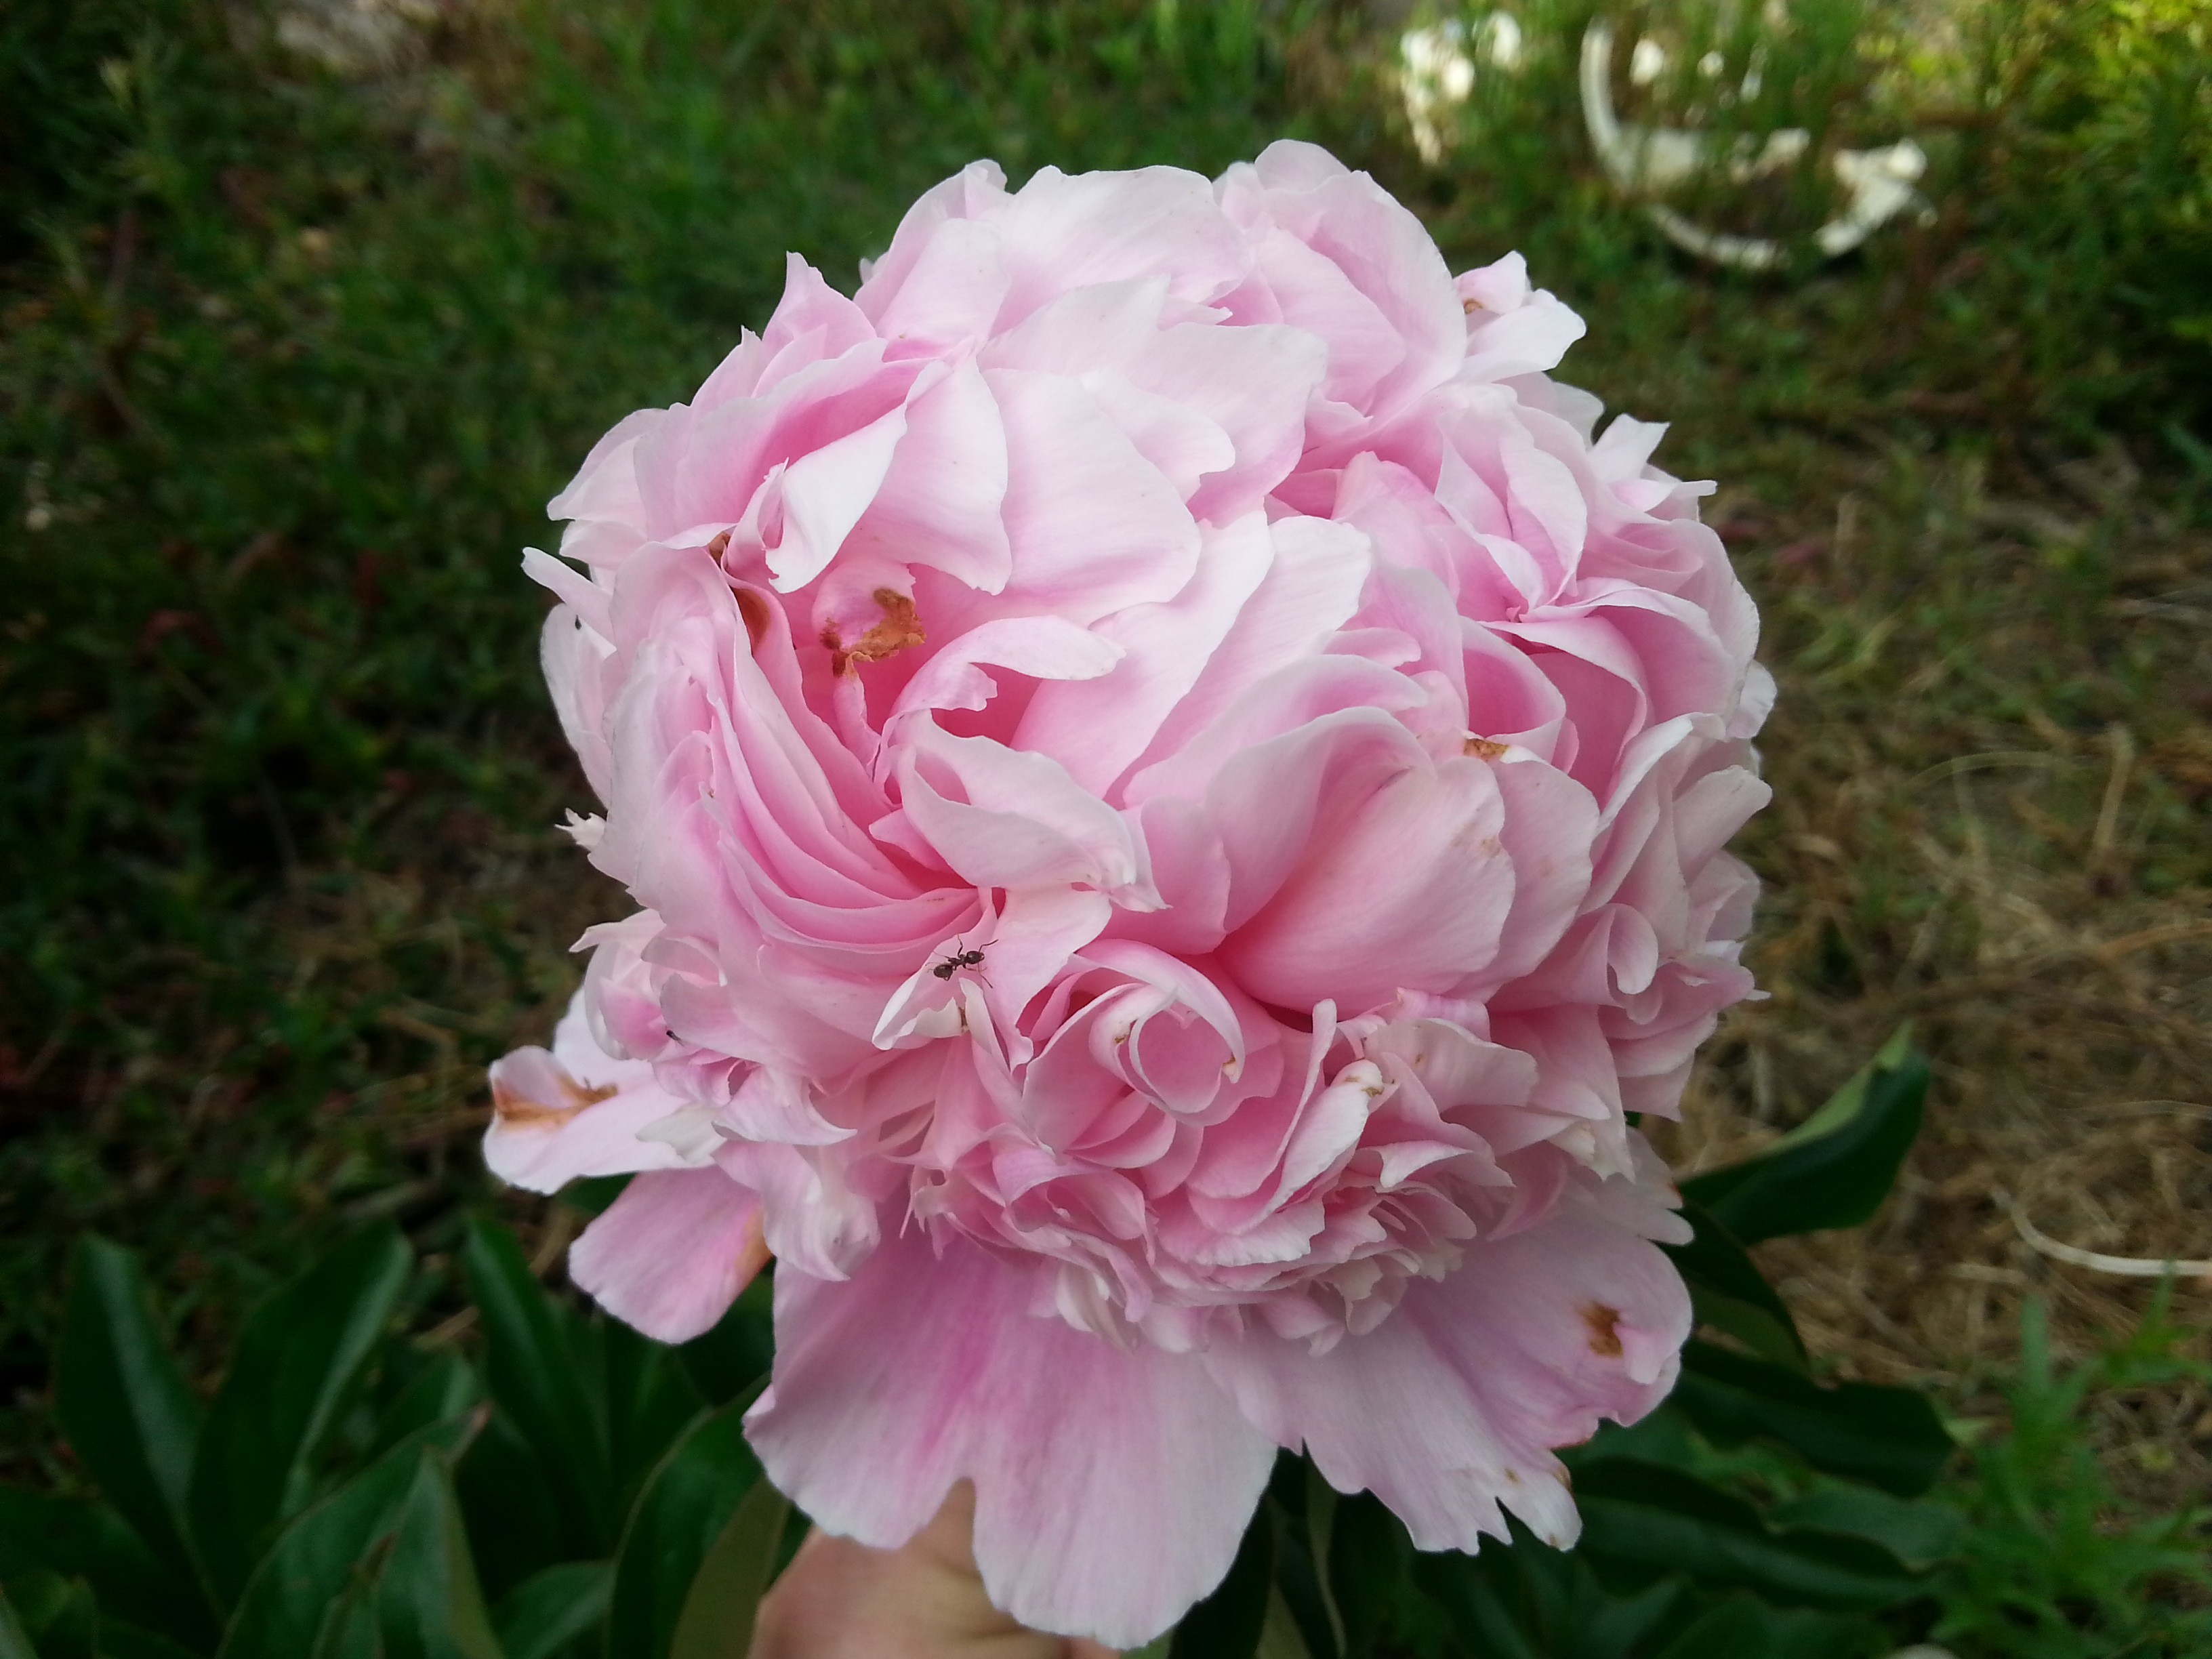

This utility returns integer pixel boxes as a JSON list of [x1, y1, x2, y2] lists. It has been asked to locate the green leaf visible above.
[[460, 1221, 614, 1552], [85, 1617, 209, 1659], [1300, 1467, 1343, 1659], [1681, 1031, 1927, 1244], [1409, 1551, 1544, 1659], [1647, 1595, 1878, 1659], [371, 1355, 481, 1463], [1767, 1488, 1965, 1571], [1168, 1496, 1274, 1659], [598, 1321, 708, 1517], [1257, 1462, 1335, 1659], [668, 1475, 790, 1659], [0, 1585, 37, 1659], [674, 1279, 774, 1412], [1414, 1534, 1683, 1659], [4, 1572, 97, 1659], [0, 1488, 212, 1647], [56, 1237, 203, 1584], [1647, 1593, 1782, 1659], [190, 1225, 414, 1604], [1671, 1341, 1955, 1496], [559, 1177, 630, 1218], [311, 1570, 387, 1659], [491, 1562, 609, 1659], [453, 1413, 571, 1604], [1256, 1586, 1313, 1659], [1572, 1460, 1920, 1612], [1324, 1491, 1412, 1659], [371, 1451, 506, 1659], [220, 1420, 479, 1659], [1661, 1200, 1808, 1372], [607, 1393, 764, 1659]]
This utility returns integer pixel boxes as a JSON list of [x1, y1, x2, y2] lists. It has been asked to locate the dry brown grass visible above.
[[1649, 435, 2212, 1511]]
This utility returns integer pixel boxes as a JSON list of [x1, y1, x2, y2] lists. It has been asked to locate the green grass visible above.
[[3, 0, 2209, 1648], [1930, 1300, 2212, 1658]]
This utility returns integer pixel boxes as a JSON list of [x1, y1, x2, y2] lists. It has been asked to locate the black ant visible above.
[[930, 947, 987, 981]]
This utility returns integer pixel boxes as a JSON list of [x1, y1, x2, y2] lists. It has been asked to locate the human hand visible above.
[[751, 1483, 1124, 1659]]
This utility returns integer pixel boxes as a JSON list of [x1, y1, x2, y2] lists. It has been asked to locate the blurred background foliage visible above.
[[2, 0, 2209, 1650]]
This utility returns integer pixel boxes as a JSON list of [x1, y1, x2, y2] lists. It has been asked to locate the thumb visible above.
[[752, 1482, 1124, 1659]]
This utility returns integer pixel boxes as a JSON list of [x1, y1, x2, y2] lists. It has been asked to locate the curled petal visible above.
[[484, 993, 705, 1193]]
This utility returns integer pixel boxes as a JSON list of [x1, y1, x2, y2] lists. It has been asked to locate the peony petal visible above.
[[895, 722, 1155, 903], [991, 163, 1249, 327], [987, 367, 1202, 621], [1221, 755, 1519, 1013], [714, 1139, 881, 1282], [855, 159, 1012, 327], [842, 356, 1013, 592], [1202, 1157, 1689, 1554], [870, 215, 1011, 349], [1122, 514, 1374, 784], [569, 1167, 769, 1343], [1014, 513, 1275, 796], [539, 602, 615, 804], [766, 386, 914, 590], [512, 148, 1771, 1619], [747, 1227, 1277, 1647], [484, 992, 705, 1193]]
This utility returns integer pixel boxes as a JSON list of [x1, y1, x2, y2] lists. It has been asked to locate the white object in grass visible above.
[[2001, 1189, 2212, 1283], [1398, 14, 1525, 164], [1578, 16, 1930, 270]]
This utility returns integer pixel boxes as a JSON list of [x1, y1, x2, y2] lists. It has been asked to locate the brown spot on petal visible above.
[[823, 588, 925, 676], [705, 529, 733, 561], [1582, 1303, 1625, 1358], [1462, 295, 1483, 314], [1463, 736, 1510, 760], [733, 586, 773, 653], [492, 1071, 619, 1127]]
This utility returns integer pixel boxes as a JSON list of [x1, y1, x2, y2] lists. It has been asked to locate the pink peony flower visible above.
[[487, 141, 1771, 1647]]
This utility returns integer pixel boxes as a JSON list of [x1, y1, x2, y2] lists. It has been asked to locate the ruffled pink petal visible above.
[[547, 407, 660, 567], [991, 164, 1250, 328], [1457, 253, 1588, 382], [747, 1227, 1277, 1648], [988, 367, 1201, 619], [507, 146, 1774, 1633], [1221, 755, 1519, 1013], [537, 602, 615, 804], [484, 993, 705, 1193], [894, 722, 1155, 903], [714, 1140, 881, 1282], [1013, 513, 1275, 796], [842, 356, 1013, 592], [1202, 1156, 1690, 1553], [569, 1168, 769, 1343], [853, 159, 1011, 326]]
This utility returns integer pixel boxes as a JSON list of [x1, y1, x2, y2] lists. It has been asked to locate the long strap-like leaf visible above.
[[668, 1476, 792, 1659], [56, 1237, 205, 1591]]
